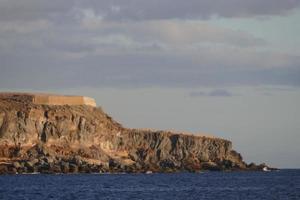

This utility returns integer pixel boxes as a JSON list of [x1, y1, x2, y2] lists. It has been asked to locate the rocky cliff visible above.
[[0, 95, 268, 174]]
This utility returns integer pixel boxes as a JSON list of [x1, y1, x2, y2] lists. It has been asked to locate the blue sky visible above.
[[0, 0, 299, 168]]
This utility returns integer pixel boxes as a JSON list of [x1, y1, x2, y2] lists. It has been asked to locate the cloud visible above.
[[189, 91, 207, 97], [0, 20, 51, 33], [257, 86, 297, 92], [1, 0, 299, 23], [0, 39, 300, 89], [210, 89, 234, 97], [255, 86, 299, 96], [189, 89, 235, 97], [80, 19, 266, 48], [86, 0, 300, 20], [0, 1, 299, 90], [0, 0, 75, 22]]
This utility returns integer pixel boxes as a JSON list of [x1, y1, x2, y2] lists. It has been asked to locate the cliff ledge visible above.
[[0, 93, 271, 174]]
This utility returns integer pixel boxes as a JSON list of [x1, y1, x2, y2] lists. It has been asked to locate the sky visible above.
[[0, 0, 300, 168]]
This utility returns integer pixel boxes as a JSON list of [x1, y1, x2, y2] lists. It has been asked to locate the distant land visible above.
[[0, 92, 274, 174]]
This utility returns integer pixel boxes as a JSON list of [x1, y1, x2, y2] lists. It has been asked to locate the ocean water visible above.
[[0, 170, 299, 200]]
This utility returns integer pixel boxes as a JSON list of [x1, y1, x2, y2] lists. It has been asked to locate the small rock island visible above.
[[0, 92, 271, 174]]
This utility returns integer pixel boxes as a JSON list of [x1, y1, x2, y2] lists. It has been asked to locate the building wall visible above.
[[0, 93, 96, 107], [33, 95, 49, 105], [33, 95, 96, 107]]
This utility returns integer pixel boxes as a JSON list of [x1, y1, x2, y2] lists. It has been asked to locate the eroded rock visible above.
[[0, 93, 273, 174]]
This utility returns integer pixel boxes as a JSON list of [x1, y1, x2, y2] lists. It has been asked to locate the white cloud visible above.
[[0, 1, 299, 89], [1, 0, 299, 23], [80, 18, 265, 48]]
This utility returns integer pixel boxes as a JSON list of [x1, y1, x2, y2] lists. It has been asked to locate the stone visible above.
[[159, 159, 176, 169], [0, 164, 9, 174], [79, 164, 90, 173], [50, 164, 62, 173], [69, 163, 78, 173], [39, 162, 50, 172], [13, 161, 22, 169], [24, 164, 37, 173], [201, 162, 221, 171], [60, 161, 69, 173], [8, 166, 17, 174], [24, 161, 34, 169], [0, 92, 272, 174]]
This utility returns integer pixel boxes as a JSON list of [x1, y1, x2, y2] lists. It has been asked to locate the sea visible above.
[[0, 169, 299, 200]]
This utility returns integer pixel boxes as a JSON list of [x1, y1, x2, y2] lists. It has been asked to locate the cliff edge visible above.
[[0, 93, 269, 174]]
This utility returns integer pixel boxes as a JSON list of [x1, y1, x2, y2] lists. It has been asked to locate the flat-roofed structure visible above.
[[0, 92, 96, 107]]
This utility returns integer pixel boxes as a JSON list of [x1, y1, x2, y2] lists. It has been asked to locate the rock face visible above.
[[0, 93, 266, 174]]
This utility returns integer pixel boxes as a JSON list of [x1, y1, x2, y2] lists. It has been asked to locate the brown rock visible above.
[[69, 163, 78, 173], [0, 164, 9, 174], [0, 92, 261, 174]]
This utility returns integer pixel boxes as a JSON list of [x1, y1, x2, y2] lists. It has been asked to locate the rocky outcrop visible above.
[[0, 95, 270, 174]]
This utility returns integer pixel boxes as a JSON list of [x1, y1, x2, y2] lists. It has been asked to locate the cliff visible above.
[[0, 94, 267, 174]]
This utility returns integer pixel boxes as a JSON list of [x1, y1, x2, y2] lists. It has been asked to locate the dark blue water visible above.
[[1, 170, 299, 200]]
